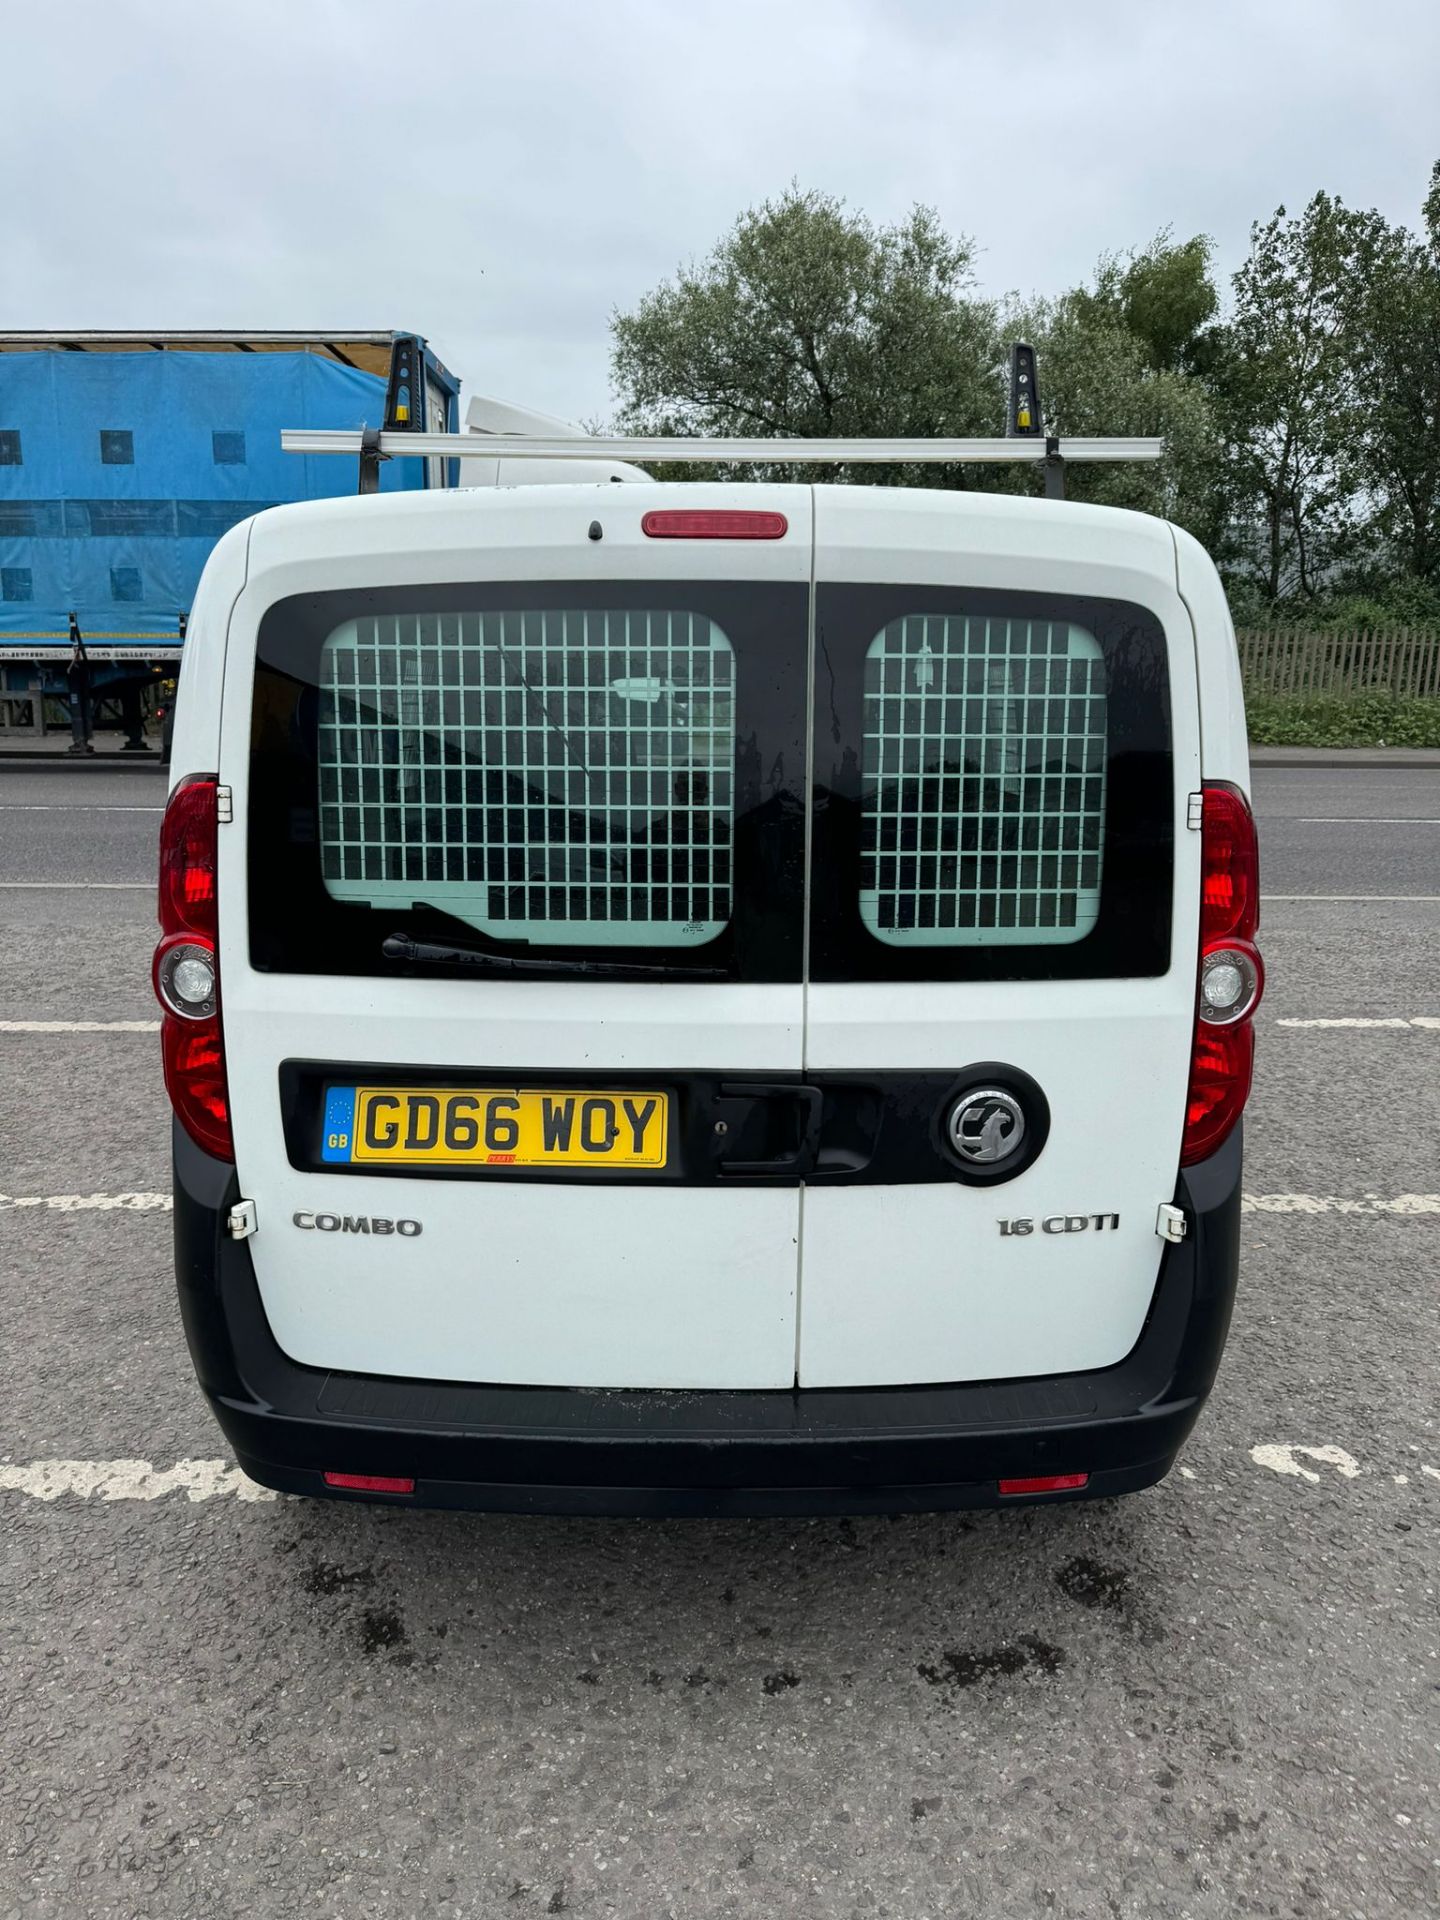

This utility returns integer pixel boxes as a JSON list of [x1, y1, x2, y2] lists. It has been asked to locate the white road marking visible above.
[[1265, 895, 1440, 902], [1293, 818, 1440, 825], [1, 1448, 1433, 1508], [0, 881, 150, 890], [0, 804, 161, 813], [0, 1019, 159, 1033], [0, 1190, 171, 1213], [0, 1459, 275, 1503], [1277, 1017, 1440, 1029], [1241, 1193, 1440, 1215], [1250, 1444, 1362, 1482]]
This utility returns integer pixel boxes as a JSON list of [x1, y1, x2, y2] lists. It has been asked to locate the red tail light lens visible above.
[[1198, 781, 1259, 941], [1182, 784, 1262, 1166], [161, 1013, 233, 1160], [998, 1473, 1090, 1496], [155, 776, 232, 1160], [159, 775, 219, 938], [641, 509, 788, 540], [1183, 1021, 1255, 1166]]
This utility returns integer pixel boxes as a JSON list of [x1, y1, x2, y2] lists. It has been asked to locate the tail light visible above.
[[154, 774, 232, 1161], [1182, 783, 1262, 1166]]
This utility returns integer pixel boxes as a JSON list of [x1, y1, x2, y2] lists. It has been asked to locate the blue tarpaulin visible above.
[[0, 350, 423, 646]]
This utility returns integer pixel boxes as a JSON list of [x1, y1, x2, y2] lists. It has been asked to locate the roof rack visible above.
[[281, 429, 1162, 501], [280, 345, 1161, 497], [281, 431, 1161, 463]]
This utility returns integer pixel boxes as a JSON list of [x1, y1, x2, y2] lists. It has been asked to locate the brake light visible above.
[[158, 774, 219, 935], [1198, 781, 1259, 941], [154, 775, 232, 1160], [1182, 783, 1262, 1166], [641, 509, 788, 540]]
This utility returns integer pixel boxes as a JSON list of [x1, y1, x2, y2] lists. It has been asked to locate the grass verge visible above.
[[1245, 692, 1440, 748]]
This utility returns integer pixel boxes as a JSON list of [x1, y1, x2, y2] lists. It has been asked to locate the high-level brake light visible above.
[[153, 775, 232, 1161], [1182, 783, 1263, 1166], [641, 509, 788, 540]]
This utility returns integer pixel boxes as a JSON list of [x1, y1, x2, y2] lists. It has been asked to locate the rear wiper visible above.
[[382, 932, 725, 979]]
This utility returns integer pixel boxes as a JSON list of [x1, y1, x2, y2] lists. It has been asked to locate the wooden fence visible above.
[[1235, 628, 1440, 700]]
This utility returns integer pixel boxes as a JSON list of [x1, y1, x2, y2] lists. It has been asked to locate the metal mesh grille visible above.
[[317, 610, 735, 947], [860, 615, 1107, 946]]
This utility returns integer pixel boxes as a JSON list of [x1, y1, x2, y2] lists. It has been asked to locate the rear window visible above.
[[809, 585, 1174, 983], [318, 609, 736, 947], [860, 614, 1106, 946], [247, 579, 807, 981]]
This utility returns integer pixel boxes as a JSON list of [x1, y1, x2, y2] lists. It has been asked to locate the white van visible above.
[[157, 479, 1262, 1514]]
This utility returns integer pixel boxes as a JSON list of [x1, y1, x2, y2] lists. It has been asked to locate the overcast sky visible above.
[[4, 0, 1437, 423]]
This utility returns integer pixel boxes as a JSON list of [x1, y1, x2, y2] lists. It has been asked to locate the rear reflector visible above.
[[641, 509, 787, 540], [323, 1472, 416, 1495], [998, 1473, 1090, 1496]]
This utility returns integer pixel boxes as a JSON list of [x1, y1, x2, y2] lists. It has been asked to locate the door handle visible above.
[[716, 1082, 823, 1176]]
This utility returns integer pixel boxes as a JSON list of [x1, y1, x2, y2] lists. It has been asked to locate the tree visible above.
[[1216, 194, 1376, 602], [1008, 238, 1225, 545], [1341, 181, 1440, 589], [1071, 231, 1222, 378], [610, 187, 1001, 484]]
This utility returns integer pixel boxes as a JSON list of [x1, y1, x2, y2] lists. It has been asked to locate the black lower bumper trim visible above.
[[234, 1456, 1177, 1519], [173, 1121, 1242, 1517]]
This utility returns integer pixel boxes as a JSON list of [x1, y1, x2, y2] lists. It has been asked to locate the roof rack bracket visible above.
[[1043, 435, 1065, 501], [357, 425, 387, 497]]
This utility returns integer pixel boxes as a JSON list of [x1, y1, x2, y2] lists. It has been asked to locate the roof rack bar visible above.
[[280, 430, 1163, 465]]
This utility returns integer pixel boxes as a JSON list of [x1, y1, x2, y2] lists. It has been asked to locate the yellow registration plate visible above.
[[322, 1085, 670, 1170]]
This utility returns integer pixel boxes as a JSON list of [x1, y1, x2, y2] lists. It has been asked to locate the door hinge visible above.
[[1186, 791, 1203, 830], [1155, 1202, 1187, 1244], [216, 784, 234, 824], [227, 1198, 258, 1241]]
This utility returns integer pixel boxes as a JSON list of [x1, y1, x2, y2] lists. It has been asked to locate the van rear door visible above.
[[216, 486, 812, 1389], [797, 488, 1201, 1387]]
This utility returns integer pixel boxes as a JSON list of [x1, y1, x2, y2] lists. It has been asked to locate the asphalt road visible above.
[[2, 761, 1437, 1920]]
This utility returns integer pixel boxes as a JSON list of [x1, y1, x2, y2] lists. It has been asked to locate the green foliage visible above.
[[608, 166, 1440, 619], [1342, 214, 1440, 587], [1214, 193, 1382, 601], [611, 186, 999, 486], [1007, 288, 1224, 545], [1245, 692, 1440, 747], [1072, 231, 1221, 376]]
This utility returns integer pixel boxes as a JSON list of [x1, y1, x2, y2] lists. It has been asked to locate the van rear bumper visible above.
[[173, 1123, 1243, 1517]]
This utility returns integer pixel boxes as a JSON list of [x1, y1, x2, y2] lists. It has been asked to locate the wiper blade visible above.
[[382, 933, 724, 978]]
